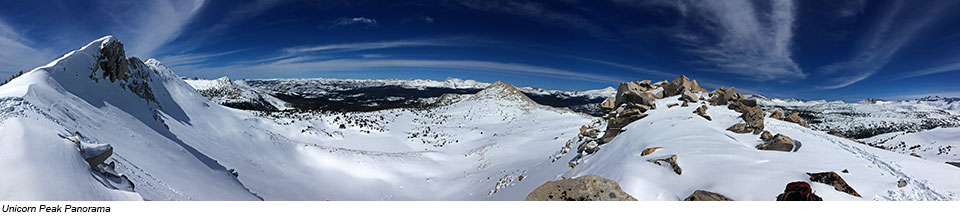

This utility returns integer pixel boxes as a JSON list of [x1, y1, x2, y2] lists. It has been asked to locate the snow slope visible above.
[[863, 127, 960, 163], [557, 94, 960, 201], [3, 36, 959, 201], [185, 76, 291, 111], [757, 97, 960, 139]]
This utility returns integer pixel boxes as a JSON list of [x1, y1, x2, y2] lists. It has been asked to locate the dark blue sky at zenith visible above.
[[1, 0, 959, 101]]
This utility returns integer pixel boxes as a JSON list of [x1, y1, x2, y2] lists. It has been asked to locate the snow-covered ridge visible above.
[[185, 77, 290, 111]]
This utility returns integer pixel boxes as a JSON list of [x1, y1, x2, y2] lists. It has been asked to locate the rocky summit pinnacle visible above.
[[471, 80, 537, 104]]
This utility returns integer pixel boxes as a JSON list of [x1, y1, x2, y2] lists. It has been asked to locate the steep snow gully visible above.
[[2, 36, 960, 201]]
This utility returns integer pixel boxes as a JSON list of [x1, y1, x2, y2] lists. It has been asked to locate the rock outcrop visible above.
[[525, 175, 637, 201], [683, 190, 733, 201], [760, 130, 774, 141], [601, 107, 648, 143], [757, 134, 795, 152], [768, 110, 784, 120], [807, 172, 861, 197], [742, 106, 765, 134], [641, 147, 663, 156], [93, 38, 157, 103], [600, 97, 616, 112], [664, 75, 707, 97], [647, 155, 682, 175], [693, 105, 711, 121]]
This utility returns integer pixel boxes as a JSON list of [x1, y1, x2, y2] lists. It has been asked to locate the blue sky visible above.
[[1, 0, 959, 101]]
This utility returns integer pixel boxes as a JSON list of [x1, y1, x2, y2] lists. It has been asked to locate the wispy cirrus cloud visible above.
[[327, 17, 379, 29], [155, 49, 248, 67], [665, 0, 804, 81], [94, 0, 206, 58], [891, 60, 960, 80], [817, 0, 952, 89], [283, 38, 465, 54]]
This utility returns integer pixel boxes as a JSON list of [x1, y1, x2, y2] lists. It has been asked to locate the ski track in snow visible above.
[[772, 123, 949, 201]]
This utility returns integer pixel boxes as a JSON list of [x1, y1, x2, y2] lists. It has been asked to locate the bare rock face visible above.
[[683, 190, 733, 201], [786, 112, 802, 123], [948, 162, 960, 169], [600, 97, 616, 112], [664, 75, 706, 97], [81, 143, 114, 168], [760, 130, 774, 142], [708, 86, 739, 105], [769, 110, 784, 120], [693, 105, 711, 121], [807, 172, 862, 197], [647, 155, 682, 175], [95, 40, 157, 103], [739, 98, 758, 107], [757, 134, 795, 152], [741, 106, 765, 134], [726, 123, 751, 133], [641, 147, 663, 156], [615, 82, 644, 107], [680, 89, 698, 102], [681, 101, 689, 107], [525, 175, 637, 201], [602, 110, 647, 143], [667, 103, 679, 108], [620, 91, 658, 107]]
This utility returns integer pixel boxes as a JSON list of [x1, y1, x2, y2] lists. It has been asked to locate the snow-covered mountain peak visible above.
[[471, 80, 536, 104]]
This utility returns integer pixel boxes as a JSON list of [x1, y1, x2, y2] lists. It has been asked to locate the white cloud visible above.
[[125, 0, 205, 58], [817, 0, 951, 89], [155, 49, 248, 67], [90, 0, 205, 58], [892, 61, 960, 80], [283, 38, 461, 54], [666, 0, 804, 81], [327, 17, 379, 29], [174, 58, 624, 83]]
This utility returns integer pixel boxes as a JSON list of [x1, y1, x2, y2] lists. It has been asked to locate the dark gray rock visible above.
[[807, 171, 861, 197]]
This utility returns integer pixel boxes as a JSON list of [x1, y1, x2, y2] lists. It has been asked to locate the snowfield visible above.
[[2, 36, 960, 201]]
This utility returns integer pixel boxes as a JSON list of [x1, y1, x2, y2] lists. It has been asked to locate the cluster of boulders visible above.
[[767, 109, 809, 128], [597, 75, 711, 144]]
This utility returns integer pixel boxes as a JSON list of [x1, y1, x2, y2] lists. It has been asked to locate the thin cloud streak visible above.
[[817, 0, 952, 89], [327, 17, 379, 29], [892, 61, 960, 80], [283, 38, 467, 54], [156, 49, 248, 67]]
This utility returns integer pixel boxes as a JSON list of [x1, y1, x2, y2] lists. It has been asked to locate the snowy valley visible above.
[[2, 37, 960, 201]]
